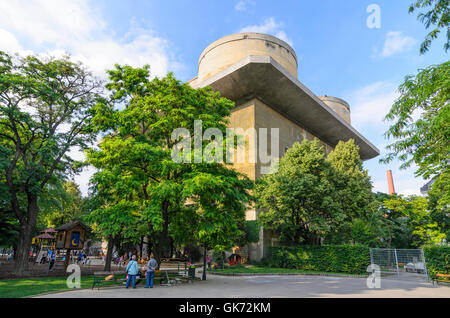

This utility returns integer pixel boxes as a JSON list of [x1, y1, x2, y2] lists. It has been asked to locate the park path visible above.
[[35, 274, 450, 298]]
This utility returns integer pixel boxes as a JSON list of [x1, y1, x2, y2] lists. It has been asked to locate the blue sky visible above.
[[0, 0, 448, 196]]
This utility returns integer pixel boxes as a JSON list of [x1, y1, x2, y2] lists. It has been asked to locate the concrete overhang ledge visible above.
[[191, 55, 380, 160]]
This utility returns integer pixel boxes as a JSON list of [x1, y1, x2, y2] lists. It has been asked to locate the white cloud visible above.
[[348, 80, 426, 197], [377, 31, 417, 57], [345, 81, 399, 130], [239, 17, 293, 47], [0, 0, 179, 78], [235, 0, 254, 12], [0, 29, 24, 53], [0, 0, 183, 196]]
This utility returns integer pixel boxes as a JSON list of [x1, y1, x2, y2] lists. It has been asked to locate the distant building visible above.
[[420, 178, 436, 195], [189, 33, 379, 261]]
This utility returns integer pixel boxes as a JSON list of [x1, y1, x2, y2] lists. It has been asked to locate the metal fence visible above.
[[370, 248, 428, 281]]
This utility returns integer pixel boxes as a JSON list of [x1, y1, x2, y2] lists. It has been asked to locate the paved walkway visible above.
[[36, 274, 450, 298]]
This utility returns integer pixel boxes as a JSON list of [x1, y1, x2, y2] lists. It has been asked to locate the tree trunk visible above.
[[154, 199, 170, 263], [64, 249, 71, 270], [104, 236, 114, 272], [170, 239, 174, 258], [146, 236, 152, 257], [15, 225, 33, 275], [14, 194, 39, 276], [202, 245, 207, 281], [139, 236, 144, 258]]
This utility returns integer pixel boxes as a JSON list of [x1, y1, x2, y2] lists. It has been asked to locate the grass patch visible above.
[[207, 264, 364, 276], [0, 274, 125, 298], [0, 272, 189, 298]]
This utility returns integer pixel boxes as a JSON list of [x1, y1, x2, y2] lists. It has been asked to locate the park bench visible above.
[[92, 271, 126, 289], [91, 269, 186, 289], [432, 273, 450, 285]]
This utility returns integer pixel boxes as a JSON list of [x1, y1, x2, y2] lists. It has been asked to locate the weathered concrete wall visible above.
[[227, 98, 335, 262], [228, 100, 256, 181], [253, 98, 333, 179], [198, 33, 298, 82], [318, 95, 351, 125], [187, 32, 377, 262]]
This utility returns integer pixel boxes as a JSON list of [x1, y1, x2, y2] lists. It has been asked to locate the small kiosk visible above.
[[55, 221, 89, 269]]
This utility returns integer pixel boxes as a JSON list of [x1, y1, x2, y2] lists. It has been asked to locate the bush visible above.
[[267, 245, 370, 274], [423, 245, 450, 279], [246, 220, 260, 243]]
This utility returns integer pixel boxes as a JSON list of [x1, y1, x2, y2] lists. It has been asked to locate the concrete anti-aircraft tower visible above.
[[189, 33, 379, 261]]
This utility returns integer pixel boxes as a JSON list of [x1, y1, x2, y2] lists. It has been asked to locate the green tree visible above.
[[255, 140, 344, 245], [85, 169, 141, 271], [39, 181, 85, 228], [0, 52, 101, 275], [326, 139, 377, 244], [382, 61, 449, 209], [409, 0, 450, 54], [88, 65, 253, 263], [383, 194, 446, 247]]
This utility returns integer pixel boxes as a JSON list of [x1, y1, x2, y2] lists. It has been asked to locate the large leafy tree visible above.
[[383, 195, 446, 247], [255, 140, 344, 245], [0, 176, 18, 249], [0, 52, 101, 275], [85, 169, 140, 271], [39, 181, 86, 228], [409, 0, 450, 54], [325, 139, 377, 243], [88, 65, 252, 263], [382, 61, 449, 208]]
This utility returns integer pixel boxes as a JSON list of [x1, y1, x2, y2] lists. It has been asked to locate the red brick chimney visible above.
[[387, 170, 395, 195]]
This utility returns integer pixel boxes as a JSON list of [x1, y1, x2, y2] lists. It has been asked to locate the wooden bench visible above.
[[92, 271, 126, 290], [435, 273, 450, 281], [432, 273, 450, 285], [147, 269, 185, 286]]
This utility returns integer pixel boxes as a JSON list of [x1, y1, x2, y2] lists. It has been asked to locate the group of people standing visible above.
[[125, 253, 158, 289]]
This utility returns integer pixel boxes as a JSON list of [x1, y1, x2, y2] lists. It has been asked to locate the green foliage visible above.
[[326, 139, 377, 243], [38, 181, 87, 228], [245, 220, 260, 243], [87, 65, 253, 259], [255, 140, 343, 245], [0, 51, 101, 273], [256, 139, 377, 246], [267, 245, 370, 274], [84, 168, 141, 243], [383, 194, 447, 247], [428, 170, 450, 210], [423, 245, 450, 279], [350, 218, 379, 247], [382, 61, 449, 209], [409, 0, 450, 54], [212, 250, 226, 267]]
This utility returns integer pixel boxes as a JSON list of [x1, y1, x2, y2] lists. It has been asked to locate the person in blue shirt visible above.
[[47, 249, 53, 263], [125, 255, 139, 289], [48, 251, 56, 271], [146, 253, 158, 288]]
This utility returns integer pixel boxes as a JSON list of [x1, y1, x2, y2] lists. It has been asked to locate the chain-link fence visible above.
[[370, 248, 428, 281]]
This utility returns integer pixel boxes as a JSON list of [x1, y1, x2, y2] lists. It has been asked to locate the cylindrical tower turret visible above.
[[318, 95, 351, 125], [198, 32, 298, 82]]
